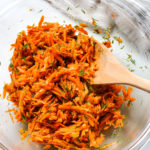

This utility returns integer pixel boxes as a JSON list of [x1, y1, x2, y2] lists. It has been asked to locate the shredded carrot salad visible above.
[[3, 16, 136, 150]]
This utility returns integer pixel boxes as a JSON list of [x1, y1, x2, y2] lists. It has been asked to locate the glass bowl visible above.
[[0, 0, 150, 149]]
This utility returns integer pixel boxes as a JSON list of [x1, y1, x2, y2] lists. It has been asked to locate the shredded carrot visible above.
[[97, 29, 102, 34], [111, 13, 115, 18], [19, 128, 28, 140], [9, 112, 14, 123], [79, 23, 87, 27], [94, 29, 102, 34], [75, 25, 88, 35], [27, 137, 33, 145], [3, 16, 136, 150], [43, 145, 51, 149], [92, 18, 96, 26], [99, 141, 117, 149], [114, 37, 123, 43], [103, 41, 112, 48]]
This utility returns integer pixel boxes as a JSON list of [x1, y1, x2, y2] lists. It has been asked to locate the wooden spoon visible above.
[[93, 42, 150, 93]]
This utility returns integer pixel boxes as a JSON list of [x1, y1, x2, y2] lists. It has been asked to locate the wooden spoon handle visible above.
[[123, 73, 150, 93]]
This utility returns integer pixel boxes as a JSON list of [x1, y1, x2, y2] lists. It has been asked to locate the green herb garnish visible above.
[[77, 137, 81, 143], [64, 85, 70, 93], [120, 45, 125, 49], [86, 100, 91, 105], [78, 69, 85, 76], [84, 116, 88, 121], [46, 110, 51, 113], [51, 60, 55, 67], [127, 101, 132, 106], [67, 7, 71, 11], [112, 127, 121, 138], [74, 25, 79, 28], [101, 104, 108, 109], [85, 81, 94, 94], [21, 44, 29, 49], [17, 32, 22, 36], [130, 58, 136, 65], [129, 69, 135, 72], [9, 62, 13, 69], [144, 65, 148, 69], [102, 27, 111, 42], [139, 66, 143, 69], [57, 43, 61, 50], [74, 18, 78, 22], [38, 9, 43, 13], [22, 56, 26, 60], [15, 69, 19, 73], [81, 9, 86, 14], [21, 115, 27, 123], [127, 54, 132, 59]]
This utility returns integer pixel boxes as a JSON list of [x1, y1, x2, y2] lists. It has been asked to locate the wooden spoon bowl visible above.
[[93, 42, 150, 93]]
